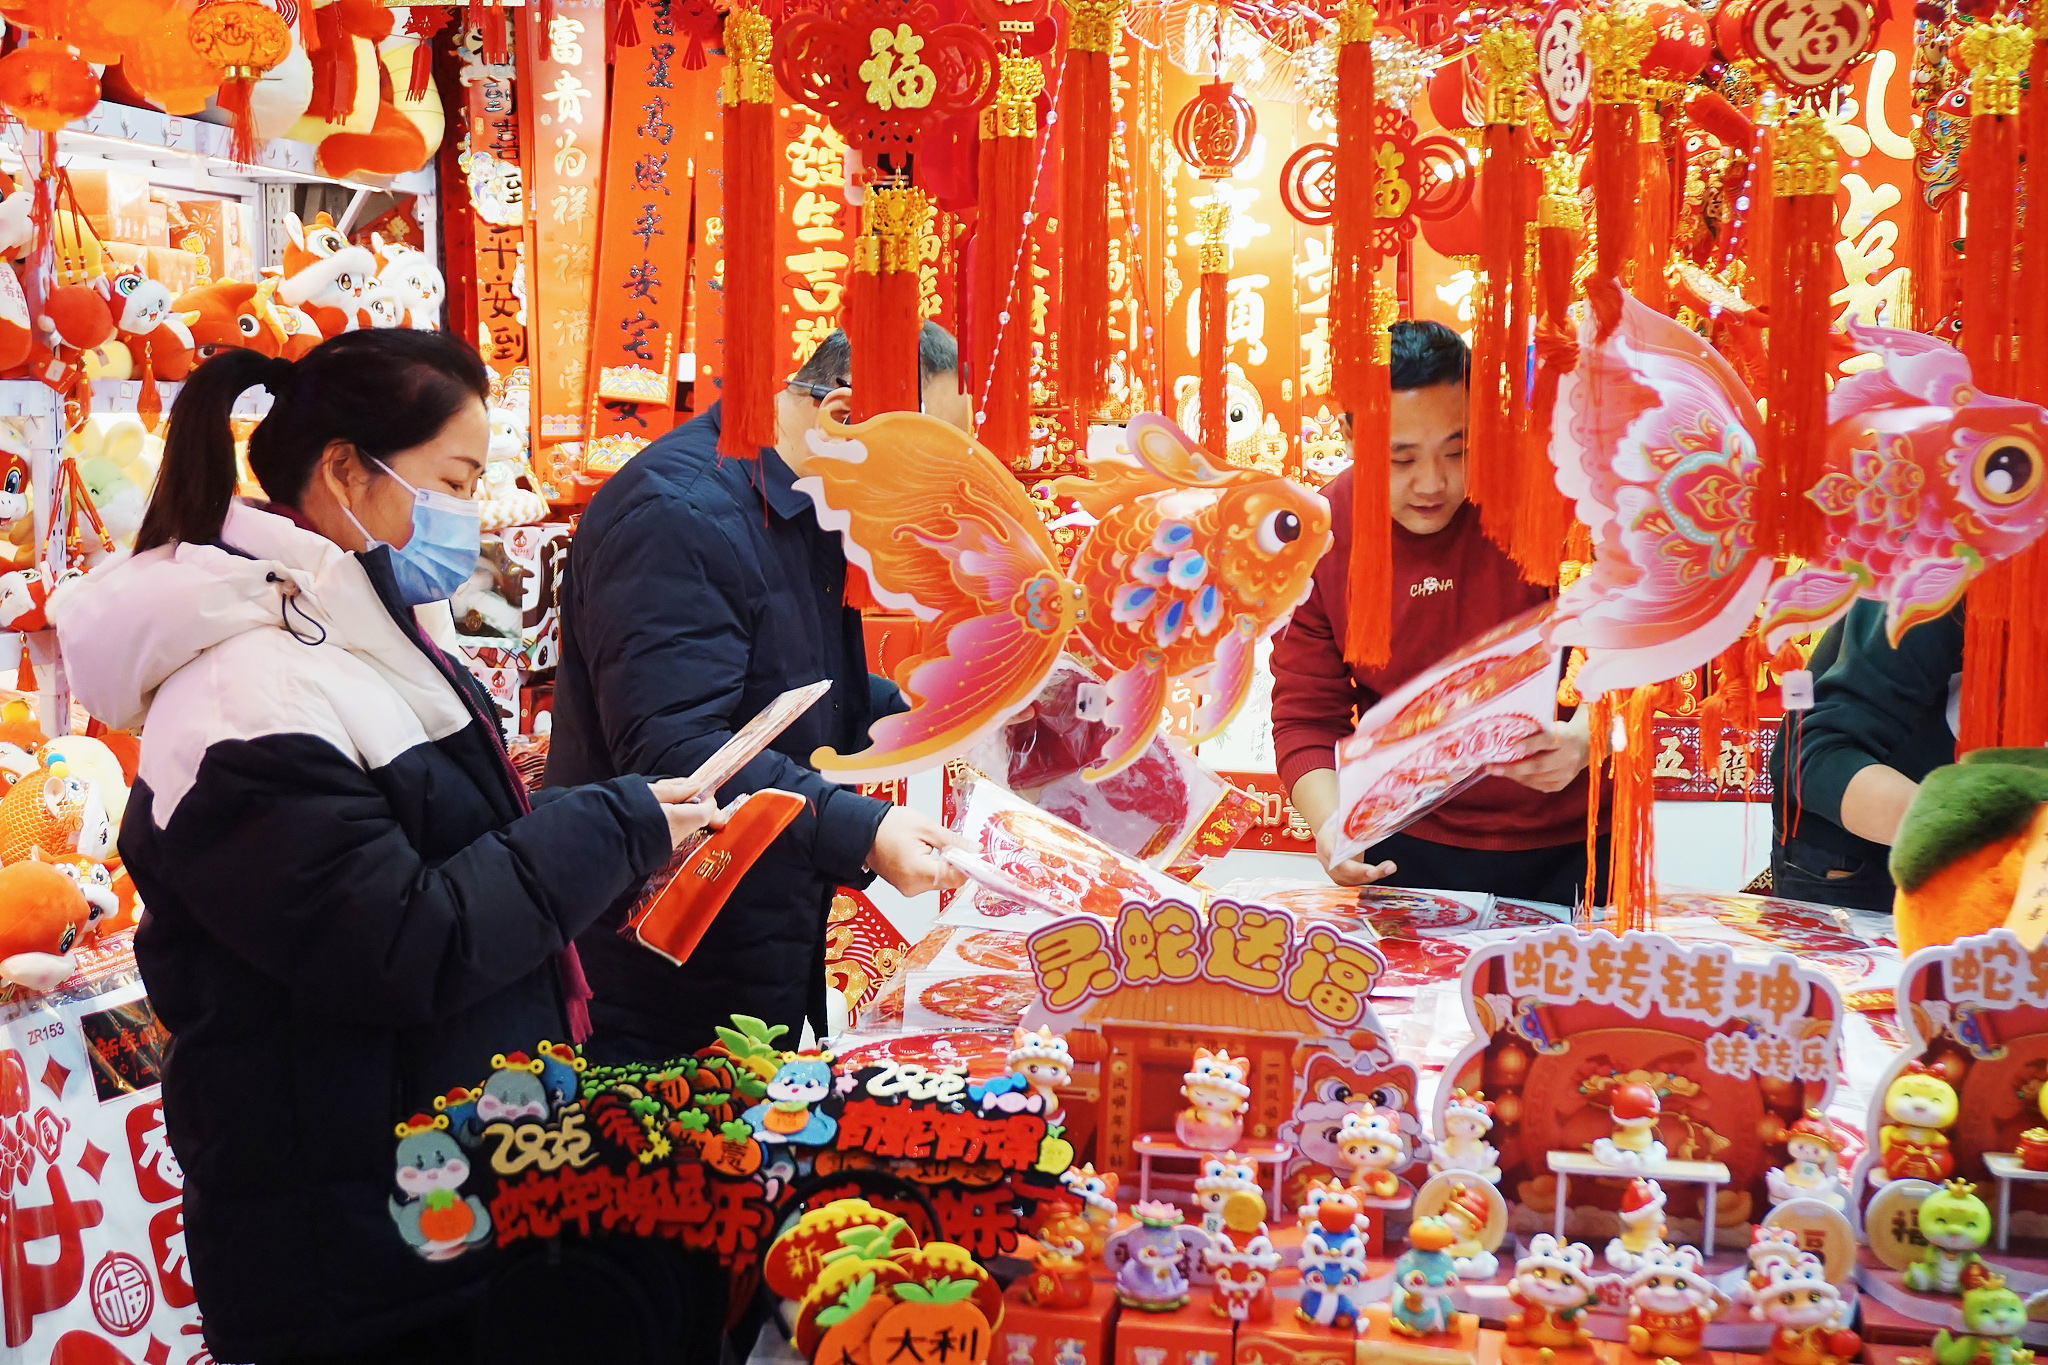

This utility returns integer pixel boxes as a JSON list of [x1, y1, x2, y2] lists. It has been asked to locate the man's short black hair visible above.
[[790, 322, 959, 390], [1389, 319, 1470, 392]]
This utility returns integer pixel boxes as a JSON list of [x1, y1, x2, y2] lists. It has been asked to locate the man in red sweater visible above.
[[1272, 321, 1604, 904]]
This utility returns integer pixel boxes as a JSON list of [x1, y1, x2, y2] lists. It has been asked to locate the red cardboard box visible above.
[[1115, 1301, 1234, 1365], [1237, 1317, 1356, 1365], [999, 1279, 1119, 1365]]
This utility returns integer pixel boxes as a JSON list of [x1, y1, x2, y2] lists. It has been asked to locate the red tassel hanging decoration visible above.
[[1607, 684, 1664, 931], [1959, 558, 2011, 753], [969, 56, 1045, 465], [1583, 690, 1610, 912], [718, 7, 777, 460], [473, 0, 509, 63], [614, 0, 642, 47], [404, 7, 453, 102], [1582, 3, 1650, 330], [14, 638, 32, 695], [1469, 27, 1534, 550], [2021, 37, 2048, 401], [1762, 110, 1834, 560], [1634, 100, 1671, 312], [850, 186, 928, 420], [1058, 0, 1119, 425], [1516, 152, 1580, 582], [1329, 0, 1377, 416], [1343, 287, 1395, 669]]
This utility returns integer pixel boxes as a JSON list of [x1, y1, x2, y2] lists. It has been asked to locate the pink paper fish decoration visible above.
[[1549, 278, 2048, 697]]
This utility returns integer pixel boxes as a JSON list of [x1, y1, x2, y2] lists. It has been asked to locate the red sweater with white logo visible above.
[[1269, 471, 1590, 851]]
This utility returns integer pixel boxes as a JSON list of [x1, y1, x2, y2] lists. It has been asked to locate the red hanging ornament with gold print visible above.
[[718, 5, 779, 461], [1171, 78, 1255, 177], [187, 0, 293, 163]]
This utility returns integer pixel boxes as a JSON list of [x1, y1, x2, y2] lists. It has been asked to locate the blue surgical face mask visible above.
[[340, 459, 482, 606]]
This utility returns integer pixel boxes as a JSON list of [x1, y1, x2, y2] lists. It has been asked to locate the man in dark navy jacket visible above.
[[548, 326, 966, 1061]]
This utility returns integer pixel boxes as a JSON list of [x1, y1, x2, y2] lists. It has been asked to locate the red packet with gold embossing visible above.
[[627, 790, 807, 965]]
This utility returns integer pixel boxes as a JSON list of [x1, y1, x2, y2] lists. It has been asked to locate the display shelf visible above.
[[40, 102, 435, 198]]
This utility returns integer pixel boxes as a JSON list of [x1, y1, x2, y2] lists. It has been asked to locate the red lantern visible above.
[[0, 38, 100, 132], [1172, 80, 1256, 179], [122, 6, 227, 115], [8, 0, 133, 64], [187, 0, 291, 162], [1642, 0, 1710, 82]]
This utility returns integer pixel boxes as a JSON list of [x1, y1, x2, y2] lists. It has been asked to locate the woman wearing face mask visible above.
[[52, 333, 729, 1365]]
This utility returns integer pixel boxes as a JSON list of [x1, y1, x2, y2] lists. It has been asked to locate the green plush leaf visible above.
[[694, 1092, 732, 1109], [676, 1110, 710, 1133], [720, 1121, 754, 1143]]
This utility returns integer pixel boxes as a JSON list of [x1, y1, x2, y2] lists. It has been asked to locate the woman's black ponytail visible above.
[[133, 329, 490, 555], [133, 347, 278, 554]]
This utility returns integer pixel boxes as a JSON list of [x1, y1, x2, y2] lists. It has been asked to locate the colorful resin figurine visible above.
[[1753, 1257, 1861, 1365], [1438, 1179, 1500, 1279], [742, 1050, 839, 1146], [1204, 1188, 1282, 1323], [1335, 1106, 1410, 1199], [1298, 1180, 1372, 1329], [1505, 1235, 1601, 1351], [1876, 1063, 1959, 1184], [1767, 1110, 1847, 1210], [1177, 1047, 1251, 1151], [1592, 1082, 1668, 1168], [1905, 1180, 1994, 1296], [1430, 1088, 1502, 1183], [1605, 1178, 1671, 1272], [1105, 1201, 1210, 1312], [1022, 1237, 1094, 1310], [1006, 1025, 1073, 1125], [1039, 1163, 1118, 1261], [2019, 1082, 2048, 1171], [1623, 1245, 1725, 1358], [1933, 1276, 2037, 1365], [1194, 1151, 1259, 1237], [1390, 1217, 1463, 1338], [1739, 1225, 1809, 1305]]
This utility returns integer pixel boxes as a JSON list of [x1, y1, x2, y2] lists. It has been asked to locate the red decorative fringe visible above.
[[138, 347, 161, 434], [718, 94, 776, 459], [1198, 269, 1227, 456], [874, 261, 924, 419], [475, 0, 509, 63], [1608, 685, 1661, 932], [405, 8, 453, 102], [1959, 557, 2011, 753], [1343, 361, 1392, 669], [1590, 100, 1637, 320], [1469, 122, 1527, 548], [970, 114, 1035, 464], [15, 640, 31, 694], [1329, 30, 1376, 413], [216, 78, 259, 166], [1517, 218, 1577, 581], [1057, 43, 1113, 423], [614, 0, 641, 47], [1764, 191, 1832, 560], [2021, 46, 2048, 401], [1635, 120, 1670, 313], [309, 4, 353, 121], [1698, 629, 1763, 779], [1962, 111, 2019, 395], [2003, 545, 2048, 747], [1584, 691, 1610, 914]]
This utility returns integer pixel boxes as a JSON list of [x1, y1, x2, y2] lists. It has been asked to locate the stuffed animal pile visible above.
[[0, 714, 138, 996]]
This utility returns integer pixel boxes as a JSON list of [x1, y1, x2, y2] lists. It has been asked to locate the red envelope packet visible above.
[[625, 790, 808, 966]]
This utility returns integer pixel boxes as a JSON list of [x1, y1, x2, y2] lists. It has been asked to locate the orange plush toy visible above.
[[0, 859, 97, 992], [97, 267, 197, 379], [275, 211, 378, 337], [1893, 751, 2048, 957], [0, 757, 115, 864]]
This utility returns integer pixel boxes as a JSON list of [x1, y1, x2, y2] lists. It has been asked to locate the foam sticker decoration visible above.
[[792, 410, 1331, 781], [1548, 281, 2048, 700]]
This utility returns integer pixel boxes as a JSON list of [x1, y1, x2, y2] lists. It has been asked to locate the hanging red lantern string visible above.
[[1468, 25, 1534, 547], [969, 55, 1045, 466], [717, 5, 777, 460], [188, 0, 293, 164], [1058, 0, 1120, 426]]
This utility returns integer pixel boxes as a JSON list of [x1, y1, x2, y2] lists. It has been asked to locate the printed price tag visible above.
[[1781, 669, 1816, 711], [2001, 806, 2048, 949]]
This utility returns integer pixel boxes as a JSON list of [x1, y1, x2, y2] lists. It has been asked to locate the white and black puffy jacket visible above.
[[53, 502, 671, 1361]]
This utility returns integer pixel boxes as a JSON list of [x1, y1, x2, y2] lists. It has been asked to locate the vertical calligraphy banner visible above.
[[776, 101, 853, 373], [682, 51, 725, 416], [584, 0, 694, 474], [526, 0, 605, 495], [459, 27, 530, 386]]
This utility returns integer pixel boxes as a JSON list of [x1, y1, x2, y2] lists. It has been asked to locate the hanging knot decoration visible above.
[[971, 54, 1045, 464], [718, 5, 779, 461], [1580, 2, 1653, 324], [1468, 25, 1535, 548], [1952, 16, 2040, 748], [848, 186, 932, 421], [1518, 149, 1585, 582], [1059, 0, 1125, 427], [1195, 201, 1233, 459], [1172, 80, 1257, 178], [1330, 0, 1391, 668], [775, 0, 998, 157], [187, 0, 292, 165]]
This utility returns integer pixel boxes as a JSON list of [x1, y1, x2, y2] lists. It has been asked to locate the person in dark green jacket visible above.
[[1768, 598, 1963, 913]]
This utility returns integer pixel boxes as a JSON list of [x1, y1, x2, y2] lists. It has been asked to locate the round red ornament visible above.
[[0, 38, 101, 132], [1643, 0, 1711, 81]]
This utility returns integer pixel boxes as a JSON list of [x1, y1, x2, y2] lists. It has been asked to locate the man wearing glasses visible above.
[[547, 323, 971, 1065]]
